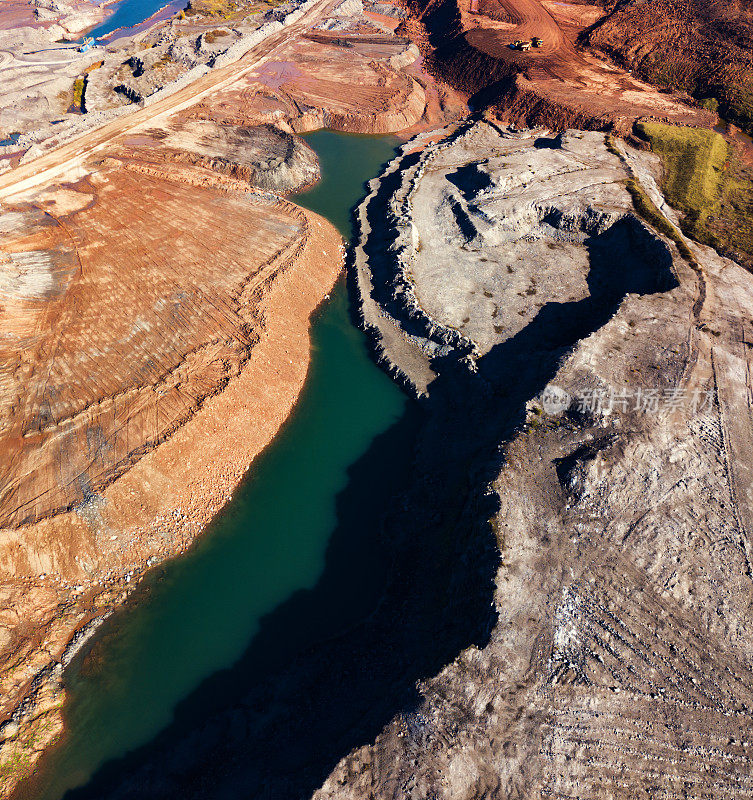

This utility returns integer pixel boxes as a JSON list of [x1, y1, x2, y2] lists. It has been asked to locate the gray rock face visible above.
[[354, 123, 677, 395], [143, 120, 321, 194], [330, 121, 753, 798]]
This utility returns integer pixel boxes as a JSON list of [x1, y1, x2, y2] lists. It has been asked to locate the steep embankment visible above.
[[581, 0, 753, 134], [317, 120, 753, 798], [398, 0, 711, 131]]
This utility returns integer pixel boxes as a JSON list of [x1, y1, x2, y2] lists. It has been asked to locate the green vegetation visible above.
[[638, 54, 690, 95], [636, 122, 727, 232], [604, 132, 621, 159], [716, 74, 753, 135], [635, 51, 753, 135], [637, 122, 753, 268], [72, 77, 86, 112], [624, 177, 696, 266], [184, 0, 238, 17]]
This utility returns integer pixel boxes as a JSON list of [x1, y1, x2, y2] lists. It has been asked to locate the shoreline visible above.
[[92, 1, 184, 43], [0, 200, 344, 798], [0, 0, 454, 788]]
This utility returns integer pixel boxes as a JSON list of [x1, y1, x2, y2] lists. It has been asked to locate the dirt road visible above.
[[464, 0, 629, 82], [424, 0, 711, 129], [466, 0, 566, 59], [0, 0, 337, 200]]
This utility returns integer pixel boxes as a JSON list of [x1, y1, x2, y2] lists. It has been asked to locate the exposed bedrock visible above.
[[323, 121, 753, 797], [354, 121, 678, 395], [59, 121, 753, 800]]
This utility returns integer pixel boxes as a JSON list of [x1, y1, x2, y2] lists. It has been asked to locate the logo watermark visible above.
[[541, 385, 572, 415], [541, 384, 714, 416]]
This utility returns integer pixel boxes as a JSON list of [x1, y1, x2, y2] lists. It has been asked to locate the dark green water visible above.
[[22, 131, 403, 800], [294, 130, 399, 236]]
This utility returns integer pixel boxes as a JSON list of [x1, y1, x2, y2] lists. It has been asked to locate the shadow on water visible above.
[[56, 346, 503, 800], [20, 131, 680, 800], [52, 178, 679, 800]]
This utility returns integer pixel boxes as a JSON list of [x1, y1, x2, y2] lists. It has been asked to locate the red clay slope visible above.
[[399, 0, 712, 131], [581, 0, 753, 133]]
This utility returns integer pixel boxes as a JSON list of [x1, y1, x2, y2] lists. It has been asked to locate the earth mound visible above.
[[582, 0, 753, 133], [397, 0, 712, 131]]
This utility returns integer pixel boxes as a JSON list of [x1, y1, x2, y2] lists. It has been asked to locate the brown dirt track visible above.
[[0, 0, 450, 791], [402, 0, 713, 131]]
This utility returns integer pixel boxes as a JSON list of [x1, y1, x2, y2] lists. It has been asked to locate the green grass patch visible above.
[[604, 132, 621, 158], [636, 122, 728, 230], [710, 156, 753, 271], [72, 77, 86, 112], [636, 122, 753, 268], [624, 178, 696, 265]]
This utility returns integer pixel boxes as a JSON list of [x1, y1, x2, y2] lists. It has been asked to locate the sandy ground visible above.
[[0, 0, 466, 791]]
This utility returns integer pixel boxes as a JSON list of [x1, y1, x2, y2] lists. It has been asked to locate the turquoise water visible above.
[[20, 131, 404, 800], [294, 130, 400, 236], [85, 0, 182, 40]]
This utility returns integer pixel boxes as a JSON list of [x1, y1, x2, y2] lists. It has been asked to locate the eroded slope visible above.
[[327, 120, 753, 798], [582, 0, 753, 133]]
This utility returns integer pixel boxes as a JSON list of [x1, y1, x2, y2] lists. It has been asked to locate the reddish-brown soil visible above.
[[581, 0, 753, 133], [0, 1, 465, 791], [399, 0, 713, 131], [0, 157, 342, 797], [0, 0, 110, 32], [0, 192, 343, 798], [186, 31, 427, 133], [0, 169, 304, 529]]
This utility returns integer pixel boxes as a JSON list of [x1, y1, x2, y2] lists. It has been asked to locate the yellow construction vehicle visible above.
[[531, 36, 542, 47]]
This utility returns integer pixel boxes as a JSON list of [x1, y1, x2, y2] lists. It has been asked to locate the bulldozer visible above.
[[510, 39, 532, 51], [531, 36, 542, 47]]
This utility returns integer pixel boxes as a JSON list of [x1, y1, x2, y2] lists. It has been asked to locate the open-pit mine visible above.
[[2, 0, 753, 797]]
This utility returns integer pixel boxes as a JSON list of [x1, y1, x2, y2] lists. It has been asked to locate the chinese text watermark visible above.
[[541, 384, 714, 416]]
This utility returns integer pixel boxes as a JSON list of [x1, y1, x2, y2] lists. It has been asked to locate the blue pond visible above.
[[85, 0, 183, 40]]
